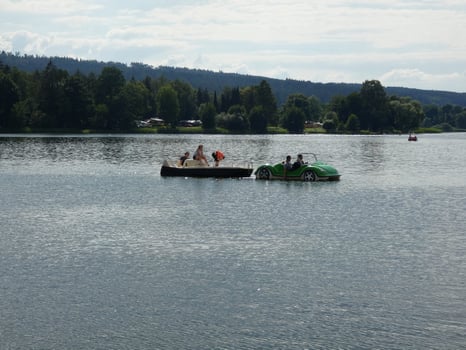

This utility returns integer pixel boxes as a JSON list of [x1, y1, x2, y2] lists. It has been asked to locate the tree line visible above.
[[4, 52, 466, 107], [1, 60, 466, 133]]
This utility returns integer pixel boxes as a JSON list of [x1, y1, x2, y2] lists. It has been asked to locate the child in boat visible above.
[[179, 152, 190, 165], [212, 150, 225, 167]]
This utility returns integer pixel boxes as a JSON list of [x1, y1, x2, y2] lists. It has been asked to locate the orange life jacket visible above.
[[215, 150, 224, 160]]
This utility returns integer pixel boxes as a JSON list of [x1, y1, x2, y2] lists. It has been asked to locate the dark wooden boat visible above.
[[160, 159, 253, 178]]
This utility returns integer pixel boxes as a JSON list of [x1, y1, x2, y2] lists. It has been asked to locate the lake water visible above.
[[1, 133, 465, 349]]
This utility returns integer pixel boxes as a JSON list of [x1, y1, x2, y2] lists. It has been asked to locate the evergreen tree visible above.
[[0, 72, 20, 128], [249, 106, 268, 133], [38, 60, 68, 128], [157, 85, 179, 127], [95, 66, 126, 129], [62, 73, 94, 129], [256, 80, 277, 125]]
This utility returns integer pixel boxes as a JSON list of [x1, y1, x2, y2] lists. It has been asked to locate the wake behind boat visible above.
[[160, 159, 254, 178]]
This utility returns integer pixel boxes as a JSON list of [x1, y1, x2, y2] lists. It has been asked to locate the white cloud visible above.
[[0, 0, 465, 92], [1, 0, 100, 15], [380, 68, 466, 91]]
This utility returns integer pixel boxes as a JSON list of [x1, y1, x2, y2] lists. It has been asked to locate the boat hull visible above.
[[161, 165, 253, 178]]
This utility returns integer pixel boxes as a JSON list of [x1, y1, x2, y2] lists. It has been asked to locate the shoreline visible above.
[[0, 126, 457, 135]]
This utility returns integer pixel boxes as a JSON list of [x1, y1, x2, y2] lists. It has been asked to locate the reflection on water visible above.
[[1, 133, 466, 349]]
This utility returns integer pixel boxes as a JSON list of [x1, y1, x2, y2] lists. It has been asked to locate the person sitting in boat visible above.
[[292, 154, 305, 170], [179, 151, 190, 165], [283, 155, 293, 170], [193, 144, 208, 165], [212, 150, 225, 167]]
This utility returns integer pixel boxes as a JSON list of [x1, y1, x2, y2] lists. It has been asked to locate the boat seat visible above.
[[183, 159, 204, 167]]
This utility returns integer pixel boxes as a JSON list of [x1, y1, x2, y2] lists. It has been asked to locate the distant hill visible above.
[[2, 51, 465, 107]]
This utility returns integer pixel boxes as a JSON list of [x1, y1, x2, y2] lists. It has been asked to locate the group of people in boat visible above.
[[179, 144, 224, 167], [283, 154, 306, 171]]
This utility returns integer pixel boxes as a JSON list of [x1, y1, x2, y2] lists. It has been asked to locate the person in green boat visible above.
[[283, 155, 293, 170], [292, 154, 305, 170]]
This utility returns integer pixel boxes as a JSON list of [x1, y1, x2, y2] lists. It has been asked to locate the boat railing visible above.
[[223, 160, 253, 169], [297, 152, 318, 162]]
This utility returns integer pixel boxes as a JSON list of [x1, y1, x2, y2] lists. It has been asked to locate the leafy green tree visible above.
[[359, 80, 390, 131], [114, 80, 150, 129], [95, 66, 126, 105], [307, 96, 323, 122], [228, 104, 246, 115], [455, 111, 466, 129], [345, 113, 360, 132], [322, 120, 336, 132], [423, 104, 440, 126], [12, 98, 44, 128], [322, 111, 338, 132], [249, 106, 268, 133], [198, 102, 216, 130], [329, 93, 362, 127], [171, 80, 196, 120], [390, 98, 424, 132], [126, 80, 150, 117], [281, 106, 305, 133], [216, 107, 249, 132], [216, 105, 248, 132], [157, 85, 179, 127], [90, 104, 109, 129], [441, 104, 454, 124], [327, 95, 346, 123], [240, 86, 256, 113], [284, 93, 311, 119]]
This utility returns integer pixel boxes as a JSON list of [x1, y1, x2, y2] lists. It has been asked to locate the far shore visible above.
[[1, 126, 460, 135]]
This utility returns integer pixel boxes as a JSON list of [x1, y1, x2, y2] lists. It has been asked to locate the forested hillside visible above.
[[2, 51, 465, 107], [2, 52, 466, 134]]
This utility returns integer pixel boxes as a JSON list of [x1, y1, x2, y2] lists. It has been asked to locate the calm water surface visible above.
[[1, 133, 465, 349]]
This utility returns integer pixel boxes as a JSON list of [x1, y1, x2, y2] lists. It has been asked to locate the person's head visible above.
[[198, 144, 203, 150], [297, 154, 303, 160], [286, 155, 291, 162], [185, 152, 189, 157]]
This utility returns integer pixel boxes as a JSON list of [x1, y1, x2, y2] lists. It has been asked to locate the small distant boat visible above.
[[408, 133, 417, 141], [160, 159, 253, 178]]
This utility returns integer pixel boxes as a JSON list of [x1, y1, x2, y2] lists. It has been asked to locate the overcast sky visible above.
[[1, 0, 465, 92]]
